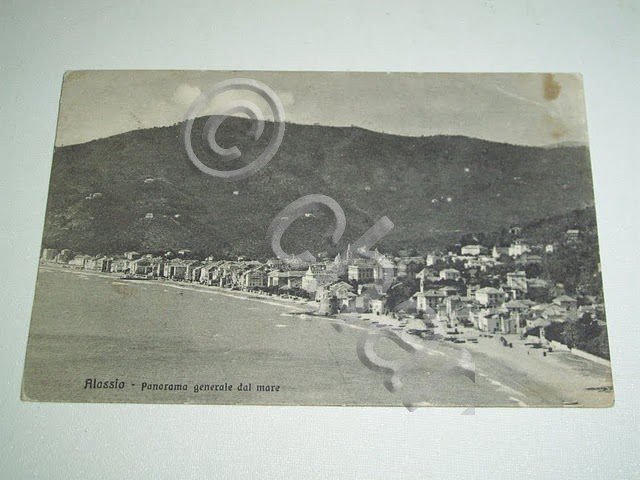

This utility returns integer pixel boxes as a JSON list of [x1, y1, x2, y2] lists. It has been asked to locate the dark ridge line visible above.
[[54, 115, 588, 151]]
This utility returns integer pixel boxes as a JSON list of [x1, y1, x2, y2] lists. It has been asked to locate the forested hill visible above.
[[42, 117, 595, 258]]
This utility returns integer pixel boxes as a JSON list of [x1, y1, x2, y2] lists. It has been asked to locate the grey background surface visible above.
[[1, 1, 638, 478]]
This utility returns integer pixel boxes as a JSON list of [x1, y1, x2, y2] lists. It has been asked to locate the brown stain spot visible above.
[[551, 123, 568, 140], [550, 116, 569, 140], [543, 74, 561, 100]]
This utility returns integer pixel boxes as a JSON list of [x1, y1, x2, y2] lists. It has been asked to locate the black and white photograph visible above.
[[22, 71, 613, 407]]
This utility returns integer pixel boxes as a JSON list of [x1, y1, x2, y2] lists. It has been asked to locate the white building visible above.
[[508, 240, 531, 257], [461, 245, 488, 256], [301, 265, 338, 293], [439, 268, 461, 281], [348, 264, 375, 283], [475, 287, 506, 307]]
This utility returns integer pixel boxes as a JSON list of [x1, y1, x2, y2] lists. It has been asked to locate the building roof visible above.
[[526, 278, 550, 288], [423, 289, 443, 297], [527, 318, 552, 328], [278, 270, 306, 278], [553, 294, 577, 304], [476, 287, 502, 294], [328, 281, 354, 292], [439, 286, 460, 293], [505, 299, 528, 309], [507, 271, 526, 276]]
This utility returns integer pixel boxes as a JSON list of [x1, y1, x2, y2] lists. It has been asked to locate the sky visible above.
[[55, 71, 588, 147]]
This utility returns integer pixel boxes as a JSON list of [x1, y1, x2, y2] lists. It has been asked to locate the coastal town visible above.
[[18, 69, 615, 411], [40, 224, 609, 362]]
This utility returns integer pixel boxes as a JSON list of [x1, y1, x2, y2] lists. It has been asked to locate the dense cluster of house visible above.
[[40, 227, 604, 340]]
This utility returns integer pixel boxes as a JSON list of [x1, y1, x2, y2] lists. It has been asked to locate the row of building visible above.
[[41, 227, 602, 337]]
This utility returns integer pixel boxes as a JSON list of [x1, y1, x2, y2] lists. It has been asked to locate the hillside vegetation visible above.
[[42, 117, 596, 258]]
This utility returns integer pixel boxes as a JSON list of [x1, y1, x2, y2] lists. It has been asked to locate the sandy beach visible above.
[[333, 308, 613, 407]]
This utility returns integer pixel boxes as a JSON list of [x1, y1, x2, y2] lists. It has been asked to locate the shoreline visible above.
[[39, 263, 316, 312]]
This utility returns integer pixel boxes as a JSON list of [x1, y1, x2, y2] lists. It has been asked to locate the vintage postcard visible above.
[[22, 71, 613, 407]]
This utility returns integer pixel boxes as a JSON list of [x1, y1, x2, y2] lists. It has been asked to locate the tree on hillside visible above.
[[386, 282, 415, 312], [585, 330, 610, 360], [561, 313, 603, 354]]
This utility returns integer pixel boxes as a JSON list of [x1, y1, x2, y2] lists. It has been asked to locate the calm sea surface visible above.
[[24, 266, 592, 406]]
